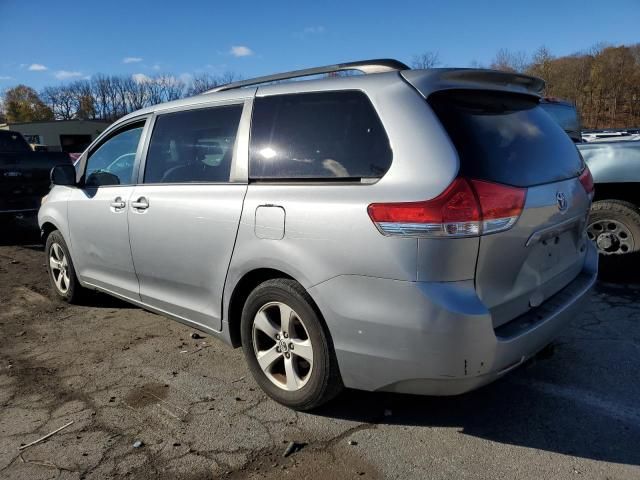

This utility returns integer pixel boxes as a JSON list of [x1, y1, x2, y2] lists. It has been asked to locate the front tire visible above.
[[45, 230, 83, 303], [588, 200, 640, 255], [240, 278, 343, 410]]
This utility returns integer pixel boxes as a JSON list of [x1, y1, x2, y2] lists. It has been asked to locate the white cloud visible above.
[[294, 26, 326, 38], [132, 73, 152, 83], [54, 70, 83, 80], [229, 45, 253, 57], [28, 63, 48, 71], [123, 57, 143, 64], [152, 64, 161, 70], [0, 75, 12, 80], [303, 25, 325, 34]]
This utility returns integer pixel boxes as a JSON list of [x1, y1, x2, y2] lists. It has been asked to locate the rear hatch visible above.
[[427, 89, 591, 327], [0, 152, 68, 212]]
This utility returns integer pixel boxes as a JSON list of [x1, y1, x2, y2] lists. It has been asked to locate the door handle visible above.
[[110, 197, 126, 210], [131, 197, 149, 210]]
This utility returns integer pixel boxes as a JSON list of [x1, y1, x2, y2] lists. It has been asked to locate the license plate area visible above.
[[527, 220, 585, 275]]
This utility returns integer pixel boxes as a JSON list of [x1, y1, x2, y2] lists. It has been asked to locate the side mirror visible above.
[[85, 171, 120, 187], [50, 164, 77, 186]]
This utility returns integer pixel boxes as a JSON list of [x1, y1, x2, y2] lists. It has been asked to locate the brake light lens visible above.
[[471, 179, 526, 234], [367, 178, 526, 237], [579, 165, 594, 197]]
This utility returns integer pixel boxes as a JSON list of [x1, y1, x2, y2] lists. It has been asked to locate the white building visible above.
[[0, 119, 110, 152]]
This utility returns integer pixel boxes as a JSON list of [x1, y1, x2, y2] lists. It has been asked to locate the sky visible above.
[[1, 0, 639, 90]]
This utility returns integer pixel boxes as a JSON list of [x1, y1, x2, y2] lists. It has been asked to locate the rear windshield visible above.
[[0, 130, 31, 152], [429, 90, 583, 187]]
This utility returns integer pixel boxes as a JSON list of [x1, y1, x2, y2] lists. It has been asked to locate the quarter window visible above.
[[144, 105, 243, 184], [249, 91, 392, 180], [85, 123, 144, 187]]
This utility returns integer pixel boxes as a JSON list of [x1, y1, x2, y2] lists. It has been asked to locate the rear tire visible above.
[[240, 278, 343, 410], [45, 230, 84, 303], [588, 200, 640, 255]]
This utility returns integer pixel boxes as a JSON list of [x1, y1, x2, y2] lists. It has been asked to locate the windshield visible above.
[[0, 131, 31, 152], [540, 102, 581, 141], [429, 90, 584, 187]]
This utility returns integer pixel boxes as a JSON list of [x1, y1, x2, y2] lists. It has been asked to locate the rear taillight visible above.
[[579, 165, 594, 197], [367, 178, 526, 238], [471, 179, 527, 234]]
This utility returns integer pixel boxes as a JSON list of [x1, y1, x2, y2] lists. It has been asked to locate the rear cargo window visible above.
[[0, 131, 31, 152], [429, 90, 583, 187], [250, 91, 392, 181]]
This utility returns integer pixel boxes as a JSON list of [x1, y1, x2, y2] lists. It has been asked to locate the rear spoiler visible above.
[[402, 68, 545, 97]]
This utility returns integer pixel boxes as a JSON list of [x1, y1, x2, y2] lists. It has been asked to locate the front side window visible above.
[[144, 105, 243, 184], [85, 123, 144, 187], [249, 91, 392, 180]]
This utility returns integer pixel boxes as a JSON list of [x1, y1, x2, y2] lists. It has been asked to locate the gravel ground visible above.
[[1, 227, 639, 479]]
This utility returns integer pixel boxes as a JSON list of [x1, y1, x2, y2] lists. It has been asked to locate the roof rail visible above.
[[204, 59, 410, 93]]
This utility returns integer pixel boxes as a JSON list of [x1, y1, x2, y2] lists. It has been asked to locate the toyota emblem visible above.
[[556, 192, 568, 212]]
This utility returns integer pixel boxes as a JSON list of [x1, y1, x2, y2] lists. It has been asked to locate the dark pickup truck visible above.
[[0, 130, 70, 223], [541, 99, 640, 257]]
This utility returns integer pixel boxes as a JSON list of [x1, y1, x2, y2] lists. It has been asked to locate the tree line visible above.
[[488, 43, 640, 129], [0, 72, 239, 124], [2, 43, 639, 129], [420, 43, 640, 129]]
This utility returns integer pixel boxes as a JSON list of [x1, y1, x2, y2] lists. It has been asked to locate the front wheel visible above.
[[45, 230, 84, 303], [587, 200, 640, 255], [240, 279, 343, 410]]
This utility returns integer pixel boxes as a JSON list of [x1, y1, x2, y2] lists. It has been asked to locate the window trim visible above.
[[247, 89, 392, 185], [81, 116, 150, 188], [136, 100, 250, 186]]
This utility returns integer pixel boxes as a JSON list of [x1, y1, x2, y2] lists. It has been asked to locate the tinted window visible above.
[[0, 130, 31, 152], [85, 124, 144, 187], [144, 105, 243, 184], [250, 91, 391, 180], [429, 90, 583, 187], [540, 103, 580, 135]]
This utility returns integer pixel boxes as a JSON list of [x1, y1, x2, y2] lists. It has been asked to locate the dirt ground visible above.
[[1, 226, 639, 479]]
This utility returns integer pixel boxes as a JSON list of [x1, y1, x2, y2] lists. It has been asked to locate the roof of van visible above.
[[114, 60, 545, 125]]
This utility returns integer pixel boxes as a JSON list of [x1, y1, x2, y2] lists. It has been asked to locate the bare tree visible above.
[[490, 48, 529, 73], [148, 75, 185, 105], [411, 51, 441, 69], [186, 72, 240, 96], [42, 85, 76, 120]]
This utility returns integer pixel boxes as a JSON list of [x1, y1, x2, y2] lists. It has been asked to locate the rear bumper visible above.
[[309, 244, 598, 395]]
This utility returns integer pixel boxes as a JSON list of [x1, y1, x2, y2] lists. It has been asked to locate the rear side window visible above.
[[144, 105, 243, 184], [0, 131, 31, 152], [429, 90, 583, 187], [249, 91, 392, 180]]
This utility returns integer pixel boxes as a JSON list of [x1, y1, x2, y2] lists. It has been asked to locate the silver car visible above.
[[39, 60, 597, 410]]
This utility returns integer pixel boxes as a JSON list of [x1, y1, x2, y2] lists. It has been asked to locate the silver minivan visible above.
[[39, 60, 597, 410]]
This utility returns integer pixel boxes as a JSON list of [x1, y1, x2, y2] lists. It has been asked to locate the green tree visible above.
[[2, 85, 54, 122]]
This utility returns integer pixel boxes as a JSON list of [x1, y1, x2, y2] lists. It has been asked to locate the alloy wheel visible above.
[[49, 243, 70, 294], [251, 301, 314, 391]]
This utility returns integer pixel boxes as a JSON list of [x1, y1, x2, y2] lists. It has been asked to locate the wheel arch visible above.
[[40, 221, 59, 241], [224, 267, 332, 349], [225, 268, 294, 347], [593, 182, 640, 207]]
